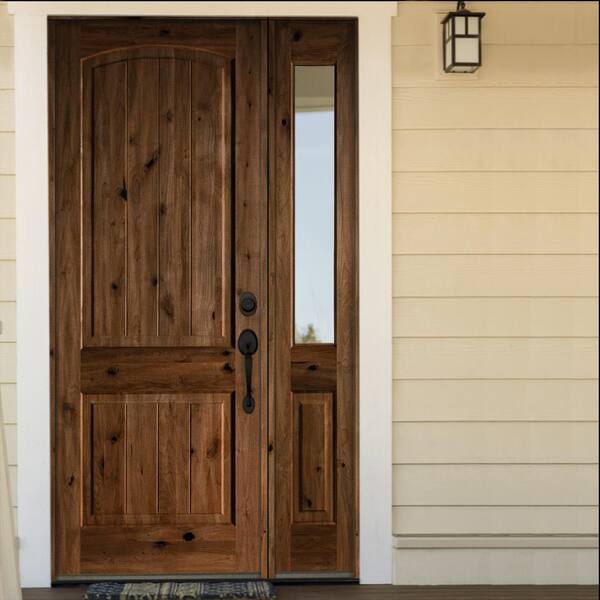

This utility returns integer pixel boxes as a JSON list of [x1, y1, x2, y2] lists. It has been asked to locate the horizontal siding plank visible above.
[[3, 421, 15, 464], [393, 255, 599, 297], [393, 45, 598, 87], [392, 214, 598, 254], [393, 464, 598, 505], [393, 506, 599, 536], [393, 380, 599, 422], [393, 338, 598, 379], [393, 129, 598, 172], [392, 172, 599, 213], [393, 422, 598, 464], [393, 2, 599, 46], [393, 298, 599, 337], [393, 536, 598, 549], [393, 87, 599, 130], [393, 548, 600, 585], [0, 89, 14, 130], [0, 261, 15, 300], [0, 131, 14, 174], [0, 341, 15, 382], [0, 300, 15, 340], [0, 47, 14, 89], [0, 217, 15, 258], [0, 175, 15, 217], [0, 383, 16, 423]]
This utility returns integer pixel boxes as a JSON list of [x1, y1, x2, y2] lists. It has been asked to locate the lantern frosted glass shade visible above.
[[442, 11, 485, 73]]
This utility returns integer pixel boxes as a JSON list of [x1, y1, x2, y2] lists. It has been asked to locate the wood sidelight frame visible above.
[[48, 15, 359, 583], [268, 20, 359, 578]]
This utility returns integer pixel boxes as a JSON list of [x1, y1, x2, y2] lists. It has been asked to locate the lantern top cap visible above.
[[441, 1, 486, 24]]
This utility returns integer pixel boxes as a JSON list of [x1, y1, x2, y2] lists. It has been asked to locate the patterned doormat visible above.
[[84, 581, 276, 600]]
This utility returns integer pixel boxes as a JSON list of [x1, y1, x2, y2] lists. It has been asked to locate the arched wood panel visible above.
[[81, 47, 233, 348]]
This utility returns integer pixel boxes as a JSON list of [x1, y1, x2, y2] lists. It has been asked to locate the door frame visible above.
[[11, 0, 396, 587]]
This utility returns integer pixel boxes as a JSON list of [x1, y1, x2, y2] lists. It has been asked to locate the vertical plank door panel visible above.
[[190, 396, 231, 520], [191, 57, 231, 343], [92, 61, 127, 338], [127, 58, 160, 336], [91, 401, 126, 517], [158, 59, 192, 337], [126, 400, 158, 515], [158, 399, 190, 515]]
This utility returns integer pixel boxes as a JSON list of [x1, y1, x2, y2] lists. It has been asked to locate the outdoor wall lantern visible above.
[[442, 1, 486, 73]]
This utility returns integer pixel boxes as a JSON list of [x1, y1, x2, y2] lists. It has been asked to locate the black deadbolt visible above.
[[240, 291, 257, 316]]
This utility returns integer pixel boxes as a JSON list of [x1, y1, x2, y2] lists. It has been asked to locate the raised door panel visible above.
[[83, 394, 233, 527], [293, 393, 334, 523], [82, 48, 232, 347]]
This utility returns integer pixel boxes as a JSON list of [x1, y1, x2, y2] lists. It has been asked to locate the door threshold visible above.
[[272, 574, 358, 584], [53, 574, 260, 585]]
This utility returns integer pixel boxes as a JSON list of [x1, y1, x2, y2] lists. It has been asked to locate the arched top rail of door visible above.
[[82, 44, 232, 70]]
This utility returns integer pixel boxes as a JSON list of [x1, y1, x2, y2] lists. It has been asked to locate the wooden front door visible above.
[[51, 18, 356, 581]]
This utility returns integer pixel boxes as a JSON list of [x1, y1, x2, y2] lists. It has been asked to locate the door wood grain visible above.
[[51, 19, 267, 578]]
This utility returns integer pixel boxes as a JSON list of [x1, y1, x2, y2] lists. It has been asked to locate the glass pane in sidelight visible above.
[[294, 65, 335, 344]]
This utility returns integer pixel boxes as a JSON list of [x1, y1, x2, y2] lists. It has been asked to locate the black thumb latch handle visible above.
[[238, 329, 258, 414]]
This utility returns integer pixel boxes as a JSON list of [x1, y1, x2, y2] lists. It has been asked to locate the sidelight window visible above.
[[293, 65, 335, 344]]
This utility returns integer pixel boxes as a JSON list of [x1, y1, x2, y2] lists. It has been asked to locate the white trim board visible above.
[[9, 1, 397, 588]]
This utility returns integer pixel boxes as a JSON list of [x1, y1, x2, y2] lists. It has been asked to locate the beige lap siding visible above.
[[0, 1, 16, 527], [392, 0, 598, 584]]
